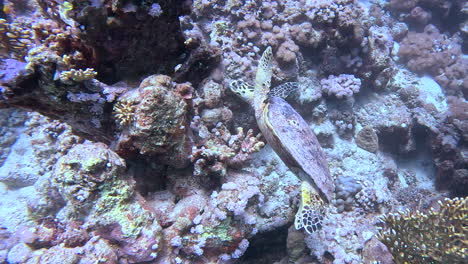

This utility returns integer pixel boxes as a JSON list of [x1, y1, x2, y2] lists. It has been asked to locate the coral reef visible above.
[[429, 96, 468, 196], [0, 0, 466, 263], [27, 142, 162, 263], [334, 176, 362, 213], [0, 18, 32, 60]]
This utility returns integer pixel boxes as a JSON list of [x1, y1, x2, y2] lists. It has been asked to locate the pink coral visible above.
[[398, 25, 460, 75], [276, 40, 299, 64], [290, 22, 323, 47], [398, 25, 466, 95], [320, 74, 361, 99]]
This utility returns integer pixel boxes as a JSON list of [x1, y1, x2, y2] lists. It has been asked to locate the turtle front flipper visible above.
[[295, 181, 325, 234], [268, 82, 299, 99], [230, 80, 255, 105]]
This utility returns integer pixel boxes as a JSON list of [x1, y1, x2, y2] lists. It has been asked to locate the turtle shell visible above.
[[259, 96, 334, 203]]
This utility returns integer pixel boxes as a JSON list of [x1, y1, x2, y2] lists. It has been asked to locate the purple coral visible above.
[[320, 74, 361, 99]]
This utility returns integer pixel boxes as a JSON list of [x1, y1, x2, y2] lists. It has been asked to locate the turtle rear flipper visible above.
[[295, 181, 325, 234], [268, 82, 299, 99]]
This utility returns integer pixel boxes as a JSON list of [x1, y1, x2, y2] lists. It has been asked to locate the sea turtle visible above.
[[229, 47, 335, 234]]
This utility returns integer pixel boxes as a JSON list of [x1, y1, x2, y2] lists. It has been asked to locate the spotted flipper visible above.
[[268, 82, 299, 99], [230, 80, 255, 104], [295, 181, 325, 234]]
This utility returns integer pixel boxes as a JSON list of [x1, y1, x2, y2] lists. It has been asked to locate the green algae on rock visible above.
[[52, 142, 158, 238]]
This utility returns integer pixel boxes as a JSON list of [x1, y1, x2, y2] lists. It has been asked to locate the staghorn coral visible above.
[[379, 197, 468, 263]]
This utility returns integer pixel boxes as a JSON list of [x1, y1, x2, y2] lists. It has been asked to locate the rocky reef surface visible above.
[[0, 0, 466, 263]]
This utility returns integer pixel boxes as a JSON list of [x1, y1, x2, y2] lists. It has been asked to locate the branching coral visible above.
[[379, 197, 468, 263], [59, 68, 97, 82], [36, 0, 77, 27], [190, 124, 264, 177], [0, 18, 33, 60], [113, 99, 136, 127]]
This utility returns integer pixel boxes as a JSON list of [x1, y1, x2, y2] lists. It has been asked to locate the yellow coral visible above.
[[113, 100, 136, 127], [379, 197, 468, 264], [59, 68, 97, 82], [58, 1, 76, 27], [0, 19, 33, 60]]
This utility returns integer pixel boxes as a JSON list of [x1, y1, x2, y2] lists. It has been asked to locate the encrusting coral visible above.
[[379, 197, 468, 263]]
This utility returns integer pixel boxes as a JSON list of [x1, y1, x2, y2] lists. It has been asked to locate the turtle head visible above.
[[229, 80, 255, 107], [254, 46, 273, 114], [228, 47, 273, 111]]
